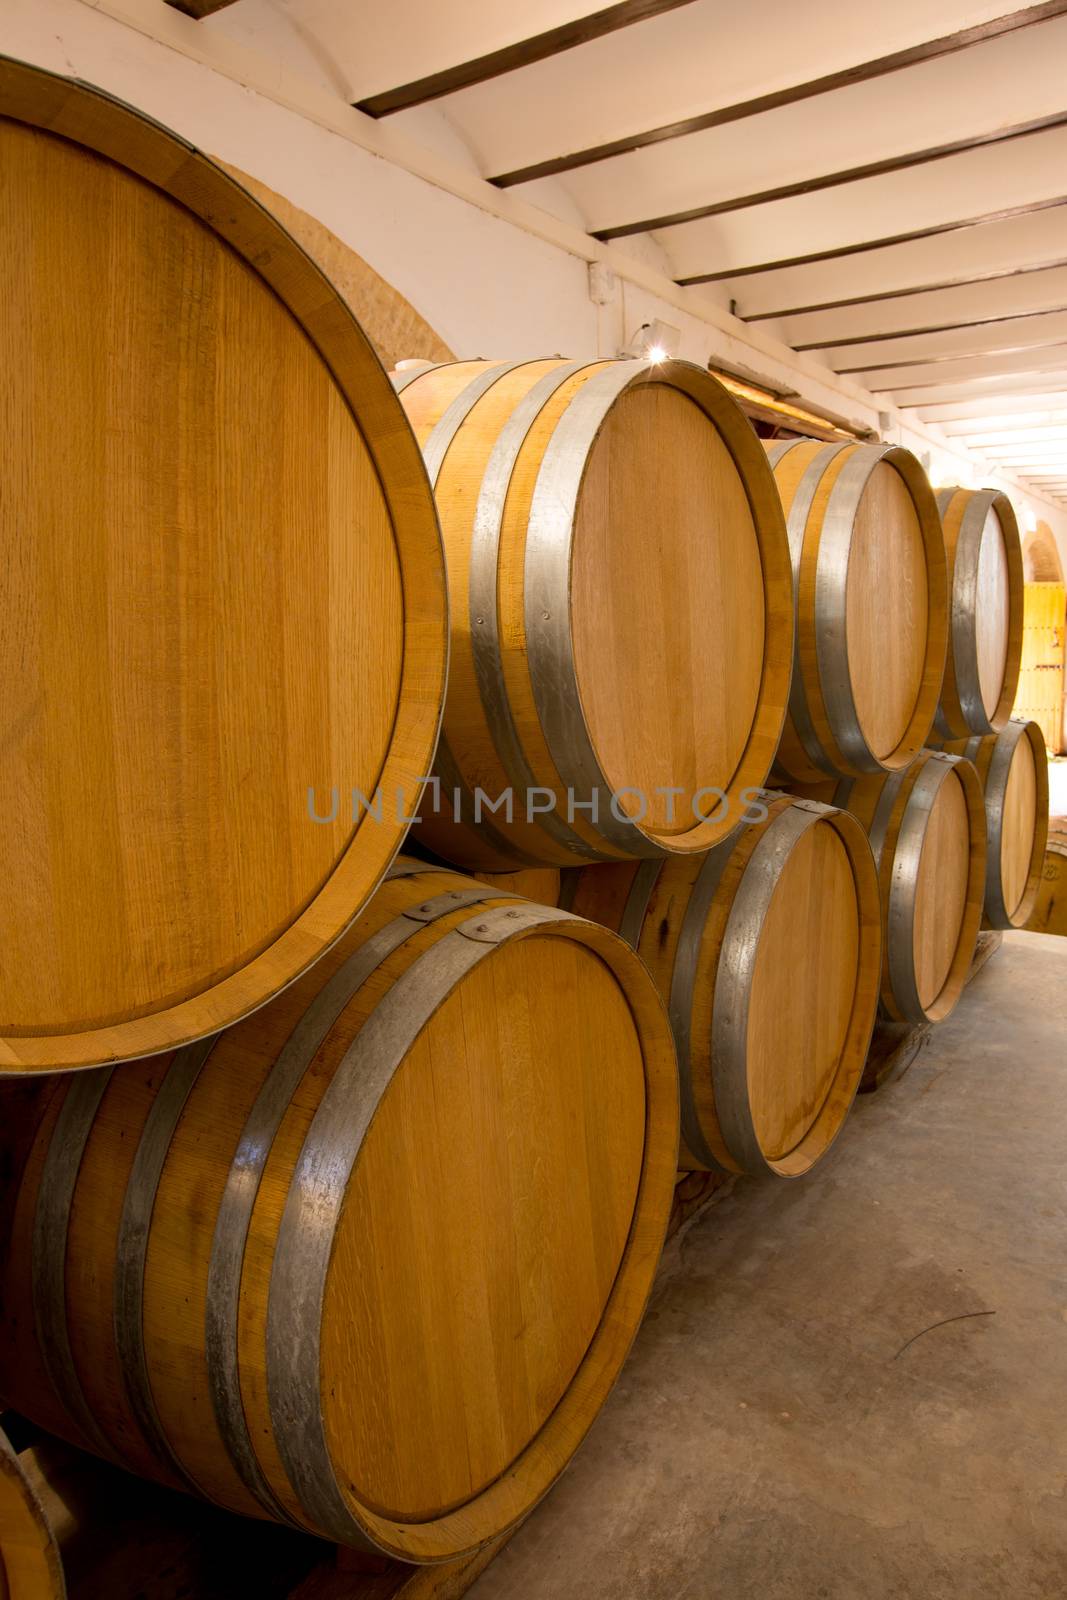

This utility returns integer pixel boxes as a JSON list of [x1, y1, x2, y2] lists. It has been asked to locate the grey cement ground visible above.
[[471, 931, 1067, 1600]]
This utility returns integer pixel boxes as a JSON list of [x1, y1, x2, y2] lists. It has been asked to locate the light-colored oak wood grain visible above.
[[936, 489, 1023, 736], [912, 771, 971, 1011], [1026, 829, 1067, 937], [571, 384, 765, 834], [942, 721, 1049, 928], [563, 798, 880, 1178], [472, 867, 562, 903], [824, 751, 986, 1022], [325, 937, 644, 1520], [0, 64, 447, 1072], [746, 821, 860, 1163], [975, 506, 1013, 718], [398, 360, 792, 867], [0, 862, 678, 1563], [768, 442, 945, 781], [847, 463, 928, 761], [1000, 731, 1038, 916]]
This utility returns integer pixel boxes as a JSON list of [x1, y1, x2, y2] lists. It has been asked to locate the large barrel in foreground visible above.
[[395, 358, 793, 870], [0, 60, 447, 1072], [0, 861, 677, 1563], [934, 488, 1023, 739], [819, 752, 986, 1024], [942, 720, 1048, 928], [561, 794, 881, 1177], [765, 440, 946, 782]]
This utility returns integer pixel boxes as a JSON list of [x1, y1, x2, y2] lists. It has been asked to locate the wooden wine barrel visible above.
[[0, 60, 447, 1073], [1026, 824, 1067, 937], [815, 752, 986, 1023], [473, 866, 563, 902], [934, 489, 1024, 738], [394, 358, 793, 870], [765, 440, 947, 782], [0, 1425, 64, 1600], [0, 860, 677, 1563], [560, 794, 881, 1177], [941, 720, 1049, 928]]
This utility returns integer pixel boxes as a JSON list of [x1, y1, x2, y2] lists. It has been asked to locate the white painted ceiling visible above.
[[208, 0, 1067, 499]]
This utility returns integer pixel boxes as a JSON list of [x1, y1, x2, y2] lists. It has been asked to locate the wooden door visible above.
[[1014, 583, 1066, 753]]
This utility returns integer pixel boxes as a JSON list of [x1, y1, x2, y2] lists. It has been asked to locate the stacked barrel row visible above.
[[0, 55, 1050, 1585]]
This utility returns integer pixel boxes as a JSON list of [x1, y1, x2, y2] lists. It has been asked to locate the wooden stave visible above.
[[561, 794, 881, 1179], [1, 861, 678, 1564], [397, 357, 794, 869], [933, 489, 1024, 739], [942, 720, 1049, 929], [765, 439, 947, 782], [1026, 826, 1067, 937], [828, 752, 987, 1024], [0, 59, 449, 1074]]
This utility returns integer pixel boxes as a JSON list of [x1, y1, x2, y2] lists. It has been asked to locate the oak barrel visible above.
[[934, 488, 1024, 738], [1026, 824, 1067, 937], [394, 358, 793, 869], [813, 752, 986, 1023], [765, 440, 947, 781], [0, 60, 447, 1072], [560, 793, 881, 1177], [942, 720, 1049, 928], [0, 860, 677, 1563]]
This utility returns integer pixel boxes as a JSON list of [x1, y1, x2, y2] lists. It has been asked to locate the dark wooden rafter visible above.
[[676, 196, 1067, 285], [592, 111, 1067, 240], [353, 0, 696, 117], [743, 257, 1067, 322], [793, 303, 1067, 351], [836, 340, 1067, 375], [891, 376, 1067, 394], [163, 0, 240, 15], [945, 419, 1067, 434], [490, 0, 1067, 185]]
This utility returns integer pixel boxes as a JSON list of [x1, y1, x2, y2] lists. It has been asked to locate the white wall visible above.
[[7, 0, 1067, 571]]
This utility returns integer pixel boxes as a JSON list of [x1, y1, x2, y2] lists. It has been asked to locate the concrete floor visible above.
[[472, 931, 1067, 1600]]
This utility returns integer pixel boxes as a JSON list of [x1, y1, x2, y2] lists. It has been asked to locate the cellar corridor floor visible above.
[[470, 931, 1067, 1600]]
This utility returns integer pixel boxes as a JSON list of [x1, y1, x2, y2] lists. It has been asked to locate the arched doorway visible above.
[[1022, 523, 1065, 584], [1016, 522, 1066, 758]]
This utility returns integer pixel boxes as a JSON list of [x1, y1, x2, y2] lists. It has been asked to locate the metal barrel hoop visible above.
[[205, 881, 501, 1527], [265, 902, 576, 1548], [468, 359, 611, 861], [710, 803, 827, 1175], [417, 362, 543, 860], [669, 826, 745, 1173], [31, 1067, 119, 1466]]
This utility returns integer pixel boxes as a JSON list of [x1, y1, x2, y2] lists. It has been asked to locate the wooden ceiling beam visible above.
[[592, 110, 1067, 240], [354, 0, 695, 117], [490, 0, 1067, 185], [793, 303, 1067, 351], [835, 341, 1067, 375], [744, 258, 1067, 322], [676, 196, 1067, 284], [163, 0, 240, 16]]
